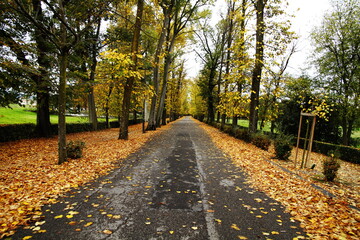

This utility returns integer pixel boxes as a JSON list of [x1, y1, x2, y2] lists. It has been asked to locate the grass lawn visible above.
[[0, 105, 97, 124]]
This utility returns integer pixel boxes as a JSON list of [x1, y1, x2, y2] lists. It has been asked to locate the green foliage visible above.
[[323, 152, 340, 181], [251, 134, 271, 151], [234, 128, 252, 143], [274, 134, 293, 160], [223, 125, 234, 135], [310, 140, 360, 164], [66, 140, 86, 159]]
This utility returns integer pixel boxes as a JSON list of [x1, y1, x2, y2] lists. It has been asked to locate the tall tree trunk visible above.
[[119, 0, 144, 139], [249, 0, 265, 133], [58, 2, 69, 164], [88, 20, 101, 131], [147, 6, 171, 130], [33, 0, 52, 137], [156, 37, 175, 127]]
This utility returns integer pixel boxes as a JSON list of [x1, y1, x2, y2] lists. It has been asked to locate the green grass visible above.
[[0, 105, 94, 124]]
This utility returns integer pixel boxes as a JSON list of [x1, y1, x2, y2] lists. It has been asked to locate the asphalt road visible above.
[[12, 117, 307, 239]]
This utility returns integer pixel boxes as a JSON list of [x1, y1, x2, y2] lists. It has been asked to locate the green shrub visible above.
[[274, 134, 293, 160], [234, 128, 252, 142], [323, 152, 340, 181], [223, 125, 233, 135], [301, 139, 360, 164], [66, 140, 86, 159], [251, 134, 271, 151]]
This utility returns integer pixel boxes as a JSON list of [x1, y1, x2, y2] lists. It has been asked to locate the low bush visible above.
[[251, 134, 271, 151], [223, 125, 234, 135], [234, 128, 252, 143], [66, 140, 86, 159], [323, 152, 340, 181], [274, 134, 293, 160], [298, 139, 360, 164]]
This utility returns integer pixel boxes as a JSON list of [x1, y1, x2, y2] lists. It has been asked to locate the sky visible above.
[[183, 0, 332, 79]]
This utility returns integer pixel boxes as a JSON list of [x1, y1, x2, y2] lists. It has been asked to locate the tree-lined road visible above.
[[13, 117, 306, 239]]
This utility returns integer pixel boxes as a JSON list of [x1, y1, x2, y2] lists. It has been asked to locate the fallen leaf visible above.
[[237, 236, 248, 239], [84, 222, 93, 227], [103, 229, 112, 234], [54, 215, 63, 219], [214, 219, 222, 224], [231, 224, 240, 231], [22, 236, 32, 240]]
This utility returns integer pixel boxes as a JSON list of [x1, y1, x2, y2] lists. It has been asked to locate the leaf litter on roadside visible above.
[[0, 123, 173, 238], [198, 120, 359, 240]]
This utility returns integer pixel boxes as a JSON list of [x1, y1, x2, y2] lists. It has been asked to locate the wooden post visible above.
[[294, 113, 303, 168], [295, 112, 316, 169], [305, 115, 316, 168]]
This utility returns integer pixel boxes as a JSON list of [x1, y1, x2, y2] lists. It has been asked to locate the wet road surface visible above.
[[12, 117, 306, 239]]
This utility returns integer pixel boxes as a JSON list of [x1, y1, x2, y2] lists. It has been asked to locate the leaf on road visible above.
[[102, 229, 112, 234]]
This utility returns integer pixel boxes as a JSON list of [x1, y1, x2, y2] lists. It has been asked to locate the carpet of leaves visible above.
[[0, 123, 171, 238], [199, 121, 360, 240]]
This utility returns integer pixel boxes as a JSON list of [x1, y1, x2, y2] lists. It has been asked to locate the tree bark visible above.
[[58, 14, 69, 164], [33, 0, 52, 137], [249, 0, 265, 133], [119, 0, 144, 139], [156, 36, 175, 127], [87, 21, 101, 131], [147, 4, 172, 130]]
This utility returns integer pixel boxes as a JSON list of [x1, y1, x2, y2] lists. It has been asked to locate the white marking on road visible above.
[[190, 133, 220, 240]]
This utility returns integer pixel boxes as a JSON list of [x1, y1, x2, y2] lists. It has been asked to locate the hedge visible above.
[[0, 119, 143, 143], [195, 117, 360, 165], [298, 138, 360, 164]]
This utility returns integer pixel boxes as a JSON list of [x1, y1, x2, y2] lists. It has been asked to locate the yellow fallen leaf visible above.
[[271, 231, 279, 235], [169, 230, 174, 234], [75, 228, 82, 232], [238, 236, 248, 239], [84, 222, 93, 227], [32, 227, 41, 231], [256, 215, 262, 218], [23, 236, 32, 240], [231, 224, 240, 231], [87, 215, 92, 218], [112, 215, 121, 219], [54, 215, 63, 219], [38, 230, 47, 233], [103, 229, 112, 234], [214, 219, 222, 224], [35, 221, 45, 226], [66, 215, 73, 219], [68, 211, 79, 215], [191, 226, 198, 230]]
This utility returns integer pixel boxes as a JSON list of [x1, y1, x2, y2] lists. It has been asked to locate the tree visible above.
[[1, 0, 55, 137], [195, 22, 225, 123], [12, 0, 110, 164], [311, 0, 360, 145], [248, 0, 266, 133], [119, 0, 144, 140], [147, 0, 174, 130]]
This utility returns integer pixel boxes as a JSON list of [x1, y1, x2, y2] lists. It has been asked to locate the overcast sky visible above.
[[183, 0, 332, 78]]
